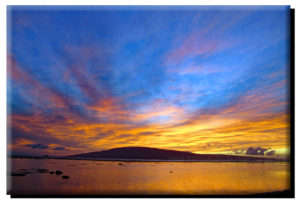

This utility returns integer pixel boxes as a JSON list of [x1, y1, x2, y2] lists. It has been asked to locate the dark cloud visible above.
[[25, 143, 48, 149], [266, 150, 276, 156], [54, 147, 65, 150], [232, 147, 276, 156], [246, 147, 269, 155]]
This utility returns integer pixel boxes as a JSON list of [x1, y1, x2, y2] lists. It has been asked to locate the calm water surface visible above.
[[8, 158, 290, 195]]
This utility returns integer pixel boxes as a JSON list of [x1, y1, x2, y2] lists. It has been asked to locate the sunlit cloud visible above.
[[7, 6, 290, 156]]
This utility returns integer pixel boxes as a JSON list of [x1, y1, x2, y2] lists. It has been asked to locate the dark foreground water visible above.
[[7, 158, 290, 195]]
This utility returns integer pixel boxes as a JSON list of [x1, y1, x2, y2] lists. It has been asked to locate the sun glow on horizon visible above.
[[7, 6, 291, 158]]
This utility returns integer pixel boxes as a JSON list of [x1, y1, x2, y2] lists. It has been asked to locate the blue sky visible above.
[[7, 6, 290, 155]]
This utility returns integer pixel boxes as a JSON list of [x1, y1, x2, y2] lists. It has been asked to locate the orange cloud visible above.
[[8, 64, 290, 156]]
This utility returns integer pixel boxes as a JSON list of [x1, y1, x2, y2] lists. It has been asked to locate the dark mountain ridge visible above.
[[67, 146, 283, 162]]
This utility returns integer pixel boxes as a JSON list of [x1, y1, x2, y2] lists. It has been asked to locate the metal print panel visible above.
[[7, 5, 293, 197]]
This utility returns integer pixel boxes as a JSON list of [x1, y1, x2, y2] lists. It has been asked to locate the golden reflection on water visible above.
[[8, 158, 290, 195]]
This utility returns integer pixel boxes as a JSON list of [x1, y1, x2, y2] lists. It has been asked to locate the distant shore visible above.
[[9, 155, 289, 163], [9, 146, 289, 162]]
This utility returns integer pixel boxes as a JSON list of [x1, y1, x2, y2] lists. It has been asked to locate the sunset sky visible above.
[[7, 6, 291, 156]]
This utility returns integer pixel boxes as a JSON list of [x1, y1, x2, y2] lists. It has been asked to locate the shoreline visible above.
[[8, 156, 289, 163]]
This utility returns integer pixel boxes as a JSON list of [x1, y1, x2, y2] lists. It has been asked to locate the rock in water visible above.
[[55, 170, 63, 175], [36, 168, 49, 173], [11, 172, 26, 176], [62, 175, 69, 179]]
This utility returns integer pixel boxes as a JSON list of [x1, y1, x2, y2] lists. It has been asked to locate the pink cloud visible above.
[[167, 64, 222, 75]]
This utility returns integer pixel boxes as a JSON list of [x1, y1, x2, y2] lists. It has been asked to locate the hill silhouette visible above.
[[67, 147, 283, 162]]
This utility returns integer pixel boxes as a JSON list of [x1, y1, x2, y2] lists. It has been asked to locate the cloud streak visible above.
[[7, 6, 290, 156], [25, 143, 48, 149]]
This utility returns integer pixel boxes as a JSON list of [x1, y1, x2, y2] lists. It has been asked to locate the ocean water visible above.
[[7, 158, 290, 195]]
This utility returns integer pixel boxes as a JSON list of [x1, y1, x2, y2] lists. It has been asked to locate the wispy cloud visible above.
[[25, 143, 48, 149], [7, 6, 290, 156]]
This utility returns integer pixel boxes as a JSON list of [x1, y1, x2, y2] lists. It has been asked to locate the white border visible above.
[[1, 0, 298, 201], [0, 0, 297, 5]]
